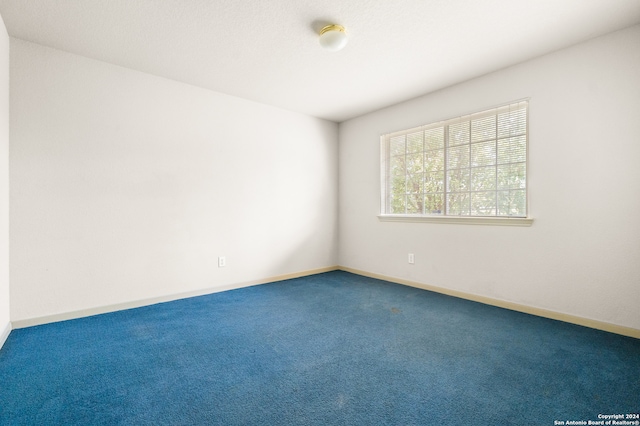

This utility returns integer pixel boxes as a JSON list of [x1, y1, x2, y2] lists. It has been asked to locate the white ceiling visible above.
[[0, 0, 639, 122]]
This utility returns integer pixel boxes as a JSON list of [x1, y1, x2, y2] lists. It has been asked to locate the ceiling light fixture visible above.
[[319, 24, 348, 52]]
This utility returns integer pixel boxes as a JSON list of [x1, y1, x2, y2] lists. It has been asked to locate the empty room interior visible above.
[[1, 1, 639, 424]]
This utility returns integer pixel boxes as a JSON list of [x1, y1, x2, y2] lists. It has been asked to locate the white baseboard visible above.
[[339, 266, 640, 340], [12, 266, 339, 329], [11, 265, 638, 340], [0, 321, 11, 350]]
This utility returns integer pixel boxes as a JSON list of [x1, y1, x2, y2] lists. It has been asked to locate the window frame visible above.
[[379, 100, 533, 226]]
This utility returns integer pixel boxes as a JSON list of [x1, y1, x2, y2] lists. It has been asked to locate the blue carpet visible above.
[[1, 271, 639, 425]]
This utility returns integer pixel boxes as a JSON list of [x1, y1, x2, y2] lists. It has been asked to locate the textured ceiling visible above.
[[0, 0, 639, 122]]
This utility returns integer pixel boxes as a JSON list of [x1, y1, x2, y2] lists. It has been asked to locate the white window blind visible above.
[[381, 101, 528, 218]]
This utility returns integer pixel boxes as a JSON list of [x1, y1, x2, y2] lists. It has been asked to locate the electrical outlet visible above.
[[218, 256, 226, 267], [408, 253, 414, 264]]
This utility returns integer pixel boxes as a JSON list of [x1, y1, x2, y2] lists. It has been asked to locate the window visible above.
[[380, 101, 530, 224]]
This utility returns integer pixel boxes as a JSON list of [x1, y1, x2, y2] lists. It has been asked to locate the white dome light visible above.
[[319, 24, 348, 52]]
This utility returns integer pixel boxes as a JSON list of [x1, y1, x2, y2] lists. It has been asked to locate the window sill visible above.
[[377, 214, 534, 226]]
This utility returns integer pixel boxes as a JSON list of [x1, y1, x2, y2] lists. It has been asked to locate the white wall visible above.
[[0, 15, 9, 345], [339, 25, 640, 330], [10, 39, 338, 323]]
